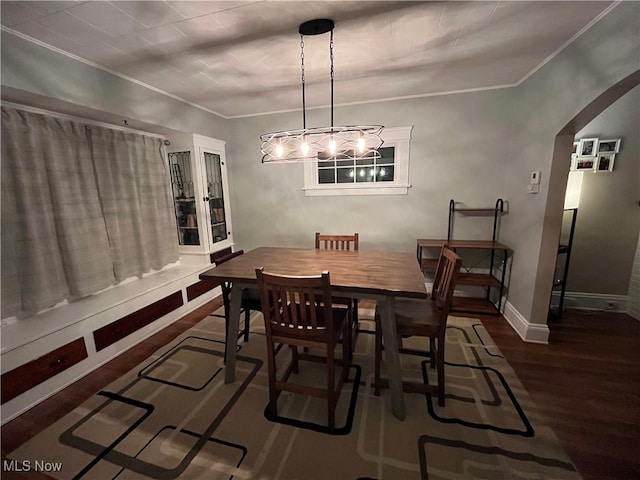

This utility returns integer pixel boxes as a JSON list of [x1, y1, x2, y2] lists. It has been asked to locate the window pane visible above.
[[315, 141, 398, 186], [356, 158, 374, 166], [355, 166, 375, 182], [377, 165, 394, 182], [337, 168, 355, 183], [336, 159, 354, 167], [318, 169, 336, 184], [318, 160, 335, 168], [379, 147, 395, 164]]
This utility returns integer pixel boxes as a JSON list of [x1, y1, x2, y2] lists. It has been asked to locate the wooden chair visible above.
[[374, 245, 461, 406], [255, 268, 352, 430], [315, 232, 360, 351], [210, 250, 262, 358], [315, 232, 359, 251]]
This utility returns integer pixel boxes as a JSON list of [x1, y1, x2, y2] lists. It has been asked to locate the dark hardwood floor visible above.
[[2, 301, 638, 480], [1, 298, 224, 480], [482, 308, 640, 480]]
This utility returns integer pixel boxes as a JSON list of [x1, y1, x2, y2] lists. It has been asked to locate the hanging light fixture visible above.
[[260, 18, 384, 163]]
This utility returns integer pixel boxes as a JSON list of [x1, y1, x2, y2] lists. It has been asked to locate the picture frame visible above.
[[574, 157, 596, 172], [596, 152, 615, 172], [597, 139, 620, 153], [572, 141, 579, 155], [578, 138, 598, 157]]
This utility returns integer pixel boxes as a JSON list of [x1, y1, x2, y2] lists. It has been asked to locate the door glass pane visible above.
[[203, 151, 227, 244], [168, 151, 200, 246]]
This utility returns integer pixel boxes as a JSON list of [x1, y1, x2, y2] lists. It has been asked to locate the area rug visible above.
[[8, 303, 581, 479]]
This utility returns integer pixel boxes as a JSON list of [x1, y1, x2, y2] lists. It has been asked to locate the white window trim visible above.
[[302, 126, 413, 196]]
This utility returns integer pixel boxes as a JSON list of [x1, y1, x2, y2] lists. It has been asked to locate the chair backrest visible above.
[[431, 245, 461, 314], [255, 267, 335, 341], [215, 250, 244, 314], [315, 232, 359, 251]]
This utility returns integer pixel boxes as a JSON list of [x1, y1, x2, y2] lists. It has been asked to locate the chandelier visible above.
[[260, 19, 384, 163]]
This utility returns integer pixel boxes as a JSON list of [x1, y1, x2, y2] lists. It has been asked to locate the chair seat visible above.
[[376, 298, 441, 336]]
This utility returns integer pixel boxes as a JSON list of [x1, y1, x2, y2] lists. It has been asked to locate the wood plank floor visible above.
[[2, 301, 638, 480], [1, 298, 224, 480], [482, 309, 640, 480]]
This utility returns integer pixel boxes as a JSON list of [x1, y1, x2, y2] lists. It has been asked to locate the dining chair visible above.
[[315, 232, 359, 251], [255, 267, 352, 430], [374, 244, 461, 406], [210, 250, 262, 358], [315, 232, 360, 352]]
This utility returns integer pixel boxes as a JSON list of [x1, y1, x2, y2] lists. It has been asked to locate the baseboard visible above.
[[502, 299, 550, 344], [550, 292, 628, 312]]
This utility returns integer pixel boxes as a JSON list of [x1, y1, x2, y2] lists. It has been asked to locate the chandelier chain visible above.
[[300, 34, 306, 129], [260, 18, 383, 163], [330, 29, 334, 129]]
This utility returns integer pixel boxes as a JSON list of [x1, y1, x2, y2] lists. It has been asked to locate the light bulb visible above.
[[370, 168, 375, 176], [380, 168, 386, 177], [357, 135, 366, 153], [359, 169, 365, 177], [275, 143, 284, 158], [348, 169, 354, 178], [328, 137, 337, 155]]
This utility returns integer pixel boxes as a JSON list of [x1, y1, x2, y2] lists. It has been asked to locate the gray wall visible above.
[[500, 2, 640, 325], [570, 86, 640, 295], [1, 31, 229, 140], [2, 3, 638, 330], [226, 89, 514, 252]]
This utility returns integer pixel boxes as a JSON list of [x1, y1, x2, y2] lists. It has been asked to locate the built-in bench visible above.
[[0, 257, 227, 424]]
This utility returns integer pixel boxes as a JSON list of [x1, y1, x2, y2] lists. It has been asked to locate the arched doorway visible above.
[[532, 69, 640, 333]]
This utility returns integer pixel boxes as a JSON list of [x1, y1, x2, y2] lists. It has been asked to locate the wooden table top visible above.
[[200, 247, 428, 299]]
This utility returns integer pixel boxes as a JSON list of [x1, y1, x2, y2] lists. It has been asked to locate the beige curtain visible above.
[[1, 107, 178, 319]]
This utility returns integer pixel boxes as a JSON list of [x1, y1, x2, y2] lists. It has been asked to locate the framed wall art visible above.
[[578, 138, 598, 157], [596, 152, 615, 172], [574, 156, 596, 172], [597, 139, 620, 153]]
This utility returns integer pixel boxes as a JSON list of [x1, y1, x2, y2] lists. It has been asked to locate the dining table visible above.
[[199, 246, 428, 420]]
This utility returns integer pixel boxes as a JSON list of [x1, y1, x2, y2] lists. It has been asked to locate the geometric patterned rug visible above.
[[8, 304, 582, 479]]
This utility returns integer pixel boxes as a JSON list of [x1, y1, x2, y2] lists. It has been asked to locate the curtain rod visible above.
[[1, 101, 168, 140]]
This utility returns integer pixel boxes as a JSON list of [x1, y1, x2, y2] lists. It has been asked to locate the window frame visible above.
[[302, 126, 413, 196]]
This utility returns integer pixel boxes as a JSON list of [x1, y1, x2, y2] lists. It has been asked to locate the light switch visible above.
[[530, 171, 541, 184], [527, 184, 540, 194]]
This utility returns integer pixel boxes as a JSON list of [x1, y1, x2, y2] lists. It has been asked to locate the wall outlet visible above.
[[605, 302, 618, 311]]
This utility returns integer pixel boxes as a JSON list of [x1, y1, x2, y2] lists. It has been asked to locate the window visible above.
[[303, 126, 413, 196]]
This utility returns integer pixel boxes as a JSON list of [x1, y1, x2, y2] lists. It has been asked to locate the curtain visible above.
[[88, 127, 178, 281], [1, 107, 178, 319]]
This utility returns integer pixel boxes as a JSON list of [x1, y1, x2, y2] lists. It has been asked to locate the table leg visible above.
[[225, 282, 243, 383], [379, 296, 406, 420]]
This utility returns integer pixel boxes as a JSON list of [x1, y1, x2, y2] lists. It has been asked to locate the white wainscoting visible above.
[[1, 262, 221, 424]]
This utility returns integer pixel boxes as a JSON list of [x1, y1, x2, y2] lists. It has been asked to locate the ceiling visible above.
[[1, 1, 614, 119]]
